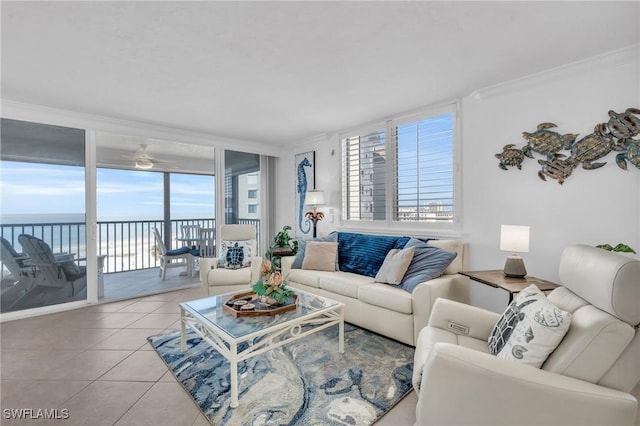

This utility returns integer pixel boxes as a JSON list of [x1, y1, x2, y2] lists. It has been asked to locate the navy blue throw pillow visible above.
[[399, 238, 457, 293], [337, 232, 410, 278]]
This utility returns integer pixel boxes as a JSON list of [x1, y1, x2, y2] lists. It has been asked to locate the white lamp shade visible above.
[[500, 225, 530, 253], [305, 190, 325, 206]]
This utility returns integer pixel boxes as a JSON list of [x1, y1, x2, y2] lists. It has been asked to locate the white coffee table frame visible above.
[[180, 289, 344, 408]]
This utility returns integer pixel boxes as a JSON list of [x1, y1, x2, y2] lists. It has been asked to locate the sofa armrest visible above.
[[412, 274, 470, 344], [251, 256, 262, 284], [281, 255, 295, 280], [427, 298, 501, 341], [416, 343, 638, 426], [199, 257, 221, 283]]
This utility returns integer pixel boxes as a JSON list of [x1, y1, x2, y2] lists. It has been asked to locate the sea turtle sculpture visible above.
[[616, 138, 640, 170], [522, 123, 577, 159], [538, 154, 575, 185], [568, 124, 623, 170], [605, 108, 640, 139], [495, 144, 525, 170]]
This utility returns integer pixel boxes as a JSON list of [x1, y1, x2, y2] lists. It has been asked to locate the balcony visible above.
[[1, 218, 260, 308]]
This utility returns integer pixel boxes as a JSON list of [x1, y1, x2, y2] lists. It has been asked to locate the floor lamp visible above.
[[304, 190, 325, 238]]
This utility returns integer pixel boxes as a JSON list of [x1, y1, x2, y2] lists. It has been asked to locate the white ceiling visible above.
[[2, 1, 639, 147]]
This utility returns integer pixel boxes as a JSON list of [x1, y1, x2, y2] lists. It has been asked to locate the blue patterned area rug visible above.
[[148, 324, 414, 425]]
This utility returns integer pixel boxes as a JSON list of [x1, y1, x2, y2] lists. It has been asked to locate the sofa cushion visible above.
[[374, 247, 415, 285], [166, 246, 190, 256], [338, 232, 410, 277], [291, 232, 338, 269], [286, 269, 335, 288], [489, 284, 572, 368], [545, 287, 634, 385], [318, 272, 375, 299], [358, 283, 413, 314], [399, 238, 458, 292], [208, 267, 252, 286], [302, 242, 338, 271]]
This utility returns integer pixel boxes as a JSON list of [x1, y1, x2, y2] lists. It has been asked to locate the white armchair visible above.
[[199, 224, 262, 296], [412, 244, 640, 425]]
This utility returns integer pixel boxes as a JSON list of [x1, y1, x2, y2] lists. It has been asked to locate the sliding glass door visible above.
[[224, 150, 260, 251], [0, 118, 87, 313], [96, 132, 215, 300]]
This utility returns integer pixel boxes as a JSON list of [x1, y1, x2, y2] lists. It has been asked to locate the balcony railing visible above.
[[1, 218, 261, 276]]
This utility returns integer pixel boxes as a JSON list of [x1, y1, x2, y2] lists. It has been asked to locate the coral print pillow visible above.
[[488, 284, 572, 368]]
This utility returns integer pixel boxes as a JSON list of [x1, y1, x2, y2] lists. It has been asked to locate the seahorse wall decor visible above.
[[495, 107, 640, 184], [295, 152, 314, 235]]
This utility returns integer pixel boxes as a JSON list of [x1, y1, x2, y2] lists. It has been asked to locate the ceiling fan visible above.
[[128, 144, 169, 170]]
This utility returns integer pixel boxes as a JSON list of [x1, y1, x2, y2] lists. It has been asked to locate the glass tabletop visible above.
[[180, 289, 341, 340]]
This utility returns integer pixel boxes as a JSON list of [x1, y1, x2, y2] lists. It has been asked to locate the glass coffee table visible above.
[[179, 288, 345, 408]]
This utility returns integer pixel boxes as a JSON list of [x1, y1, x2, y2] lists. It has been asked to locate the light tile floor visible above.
[[0, 284, 416, 425], [2, 284, 637, 426]]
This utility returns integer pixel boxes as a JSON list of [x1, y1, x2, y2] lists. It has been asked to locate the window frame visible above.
[[339, 101, 461, 237]]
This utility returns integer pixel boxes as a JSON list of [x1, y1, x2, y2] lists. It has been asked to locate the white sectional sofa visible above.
[[281, 235, 469, 346]]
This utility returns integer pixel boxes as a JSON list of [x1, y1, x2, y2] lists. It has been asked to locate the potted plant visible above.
[[265, 225, 298, 271], [252, 226, 298, 304], [252, 259, 294, 305], [596, 243, 636, 255]]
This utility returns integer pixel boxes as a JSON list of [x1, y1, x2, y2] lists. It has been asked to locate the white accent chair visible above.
[[412, 244, 640, 425], [152, 228, 191, 280], [180, 224, 201, 248], [196, 227, 216, 258], [199, 224, 261, 296], [18, 234, 87, 297], [1, 237, 35, 311]]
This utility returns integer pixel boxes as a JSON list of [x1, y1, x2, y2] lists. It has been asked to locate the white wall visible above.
[[462, 47, 639, 281], [277, 46, 640, 283]]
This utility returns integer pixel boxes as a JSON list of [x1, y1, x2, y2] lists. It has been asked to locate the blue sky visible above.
[[0, 162, 215, 219], [396, 113, 454, 208]]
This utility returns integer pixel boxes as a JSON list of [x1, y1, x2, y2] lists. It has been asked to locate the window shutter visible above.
[[341, 130, 387, 221], [392, 113, 454, 222]]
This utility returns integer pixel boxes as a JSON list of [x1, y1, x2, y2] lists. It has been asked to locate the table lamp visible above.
[[304, 189, 325, 238], [500, 225, 530, 278]]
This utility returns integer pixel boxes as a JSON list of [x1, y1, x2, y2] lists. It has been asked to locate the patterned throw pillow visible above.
[[488, 284, 572, 368], [218, 240, 253, 269]]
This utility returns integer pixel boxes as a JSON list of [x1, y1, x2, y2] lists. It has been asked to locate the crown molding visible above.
[[0, 99, 284, 157], [468, 44, 640, 102]]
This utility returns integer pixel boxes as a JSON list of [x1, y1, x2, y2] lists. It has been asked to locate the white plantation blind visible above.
[[341, 129, 387, 221], [341, 104, 457, 229], [393, 113, 454, 223]]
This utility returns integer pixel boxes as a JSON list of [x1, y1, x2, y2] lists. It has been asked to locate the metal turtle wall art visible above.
[[568, 124, 622, 170], [495, 144, 525, 170], [495, 107, 640, 184], [616, 138, 640, 170], [521, 123, 577, 159]]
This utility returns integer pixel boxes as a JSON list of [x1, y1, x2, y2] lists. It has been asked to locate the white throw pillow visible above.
[[374, 247, 416, 285], [488, 284, 572, 368], [301, 242, 338, 271], [219, 239, 253, 269]]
